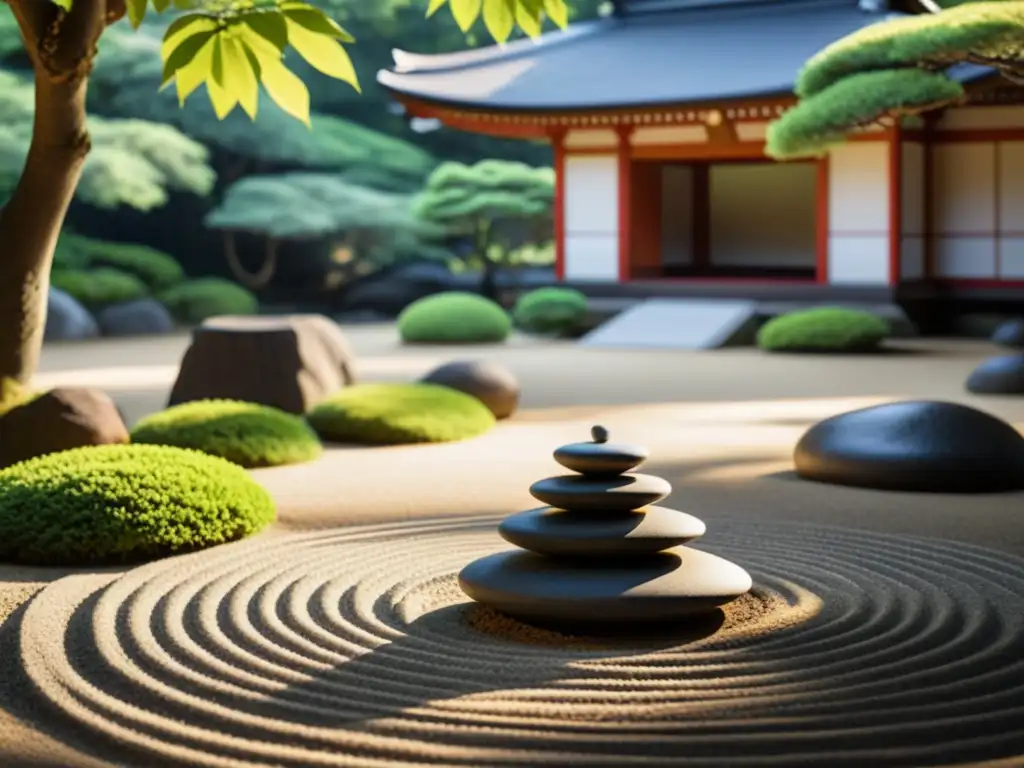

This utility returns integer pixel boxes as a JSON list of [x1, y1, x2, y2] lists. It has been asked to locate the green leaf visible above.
[[153, 0, 171, 12], [543, 0, 567, 28], [258, 57, 311, 126], [284, 17, 360, 90], [240, 10, 288, 52], [161, 28, 217, 87], [482, 0, 514, 42], [161, 14, 217, 61], [449, 0, 482, 31], [220, 35, 260, 119], [50, 0, 72, 11], [173, 36, 216, 105], [426, 0, 447, 17], [127, 0, 147, 28], [515, 0, 543, 37], [279, 3, 354, 42]]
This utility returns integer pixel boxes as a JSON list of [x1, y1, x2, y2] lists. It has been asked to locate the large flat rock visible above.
[[579, 299, 758, 350]]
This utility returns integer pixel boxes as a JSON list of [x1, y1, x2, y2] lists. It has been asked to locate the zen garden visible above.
[[2, 0, 1024, 764]]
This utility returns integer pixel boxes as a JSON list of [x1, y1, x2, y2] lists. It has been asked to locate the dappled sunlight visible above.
[[32, 365, 179, 392]]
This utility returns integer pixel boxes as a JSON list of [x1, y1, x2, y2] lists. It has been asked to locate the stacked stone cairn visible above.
[[459, 425, 752, 631]]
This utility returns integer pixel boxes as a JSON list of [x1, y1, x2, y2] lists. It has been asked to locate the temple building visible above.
[[378, 0, 1024, 308]]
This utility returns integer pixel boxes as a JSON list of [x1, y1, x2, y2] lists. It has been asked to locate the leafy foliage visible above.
[[0, 443, 275, 566], [50, 268, 150, 307], [54, 233, 185, 290], [307, 382, 496, 444], [757, 307, 892, 353], [397, 291, 512, 343], [513, 286, 588, 337], [769, 1, 1024, 158], [130, 399, 323, 467], [157, 277, 259, 324]]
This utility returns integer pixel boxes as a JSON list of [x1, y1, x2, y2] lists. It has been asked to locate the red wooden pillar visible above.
[[617, 126, 633, 281], [630, 161, 663, 279], [815, 157, 830, 284], [551, 129, 567, 281], [888, 125, 903, 285]]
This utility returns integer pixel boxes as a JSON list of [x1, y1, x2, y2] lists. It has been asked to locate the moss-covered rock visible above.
[[757, 307, 891, 353], [51, 267, 149, 308], [513, 287, 588, 337], [398, 291, 511, 344], [0, 444, 275, 566], [130, 400, 322, 468], [307, 382, 496, 445], [157, 278, 259, 325]]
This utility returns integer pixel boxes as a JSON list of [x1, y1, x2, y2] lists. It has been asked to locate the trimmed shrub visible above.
[[51, 267, 148, 307], [55, 233, 184, 290], [131, 399, 323, 468], [397, 291, 511, 344], [513, 287, 588, 337], [158, 278, 259, 325], [0, 444, 275, 566], [307, 382, 496, 445], [757, 307, 891, 353]]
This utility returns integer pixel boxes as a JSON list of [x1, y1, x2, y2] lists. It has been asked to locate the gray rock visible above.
[[554, 429, 648, 476], [529, 473, 671, 512], [966, 354, 1024, 396], [992, 319, 1024, 350], [44, 287, 98, 341], [794, 399, 1024, 492], [420, 360, 520, 420], [97, 298, 174, 337], [499, 506, 706, 557], [458, 546, 752, 627]]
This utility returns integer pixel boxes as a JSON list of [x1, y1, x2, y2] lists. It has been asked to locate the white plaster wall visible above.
[[563, 154, 619, 281], [936, 106, 1024, 131], [660, 165, 693, 265], [1000, 238, 1024, 278], [931, 142, 997, 278], [708, 163, 816, 267], [827, 142, 891, 284]]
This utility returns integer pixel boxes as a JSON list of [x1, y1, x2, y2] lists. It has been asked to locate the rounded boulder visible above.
[[992, 318, 1024, 349], [420, 360, 520, 419], [794, 400, 1024, 493], [966, 354, 1024, 395], [44, 287, 98, 341], [98, 298, 175, 337]]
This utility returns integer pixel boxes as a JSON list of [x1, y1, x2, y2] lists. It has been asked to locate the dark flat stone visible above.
[[458, 546, 751, 628], [794, 400, 1024, 493], [966, 354, 1024, 396], [992, 319, 1024, 349], [553, 441, 648, 476], [499, 506, 706, 557], [529, 474, 671, 512]]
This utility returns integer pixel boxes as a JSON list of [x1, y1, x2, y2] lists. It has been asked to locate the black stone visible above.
[[499, 506, 706, 557], [794, 399, 1024, 493], [553, 440, 649, 476], [966, 354, 1024, 396], [529, 474, 671, 512], [992, 319, 1024, 349], [458, 547, 752, 626]]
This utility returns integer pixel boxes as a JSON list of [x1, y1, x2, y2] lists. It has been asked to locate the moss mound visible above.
[[307, 382, 496, 445], [513, 287, 588, 337], [0, 444, 275, 566], [130, 400, 322, 468], [757, 307, 891, 352], [51, 267, 149, 307], [158, 278, 259, 325], [398, 291, 511, 344], [55, 233, 184, 291]]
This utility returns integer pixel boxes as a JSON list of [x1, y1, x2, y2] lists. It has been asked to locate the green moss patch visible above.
[[0, 444, 275, 566], [51, 267, 149, 307], [130, 400, 322, 468], [307, 383, 496, 445], [398, 291, 511, 344], [513, 287, 588, 337], [157, 278, 259, 325], [757, 307, 891, 353]]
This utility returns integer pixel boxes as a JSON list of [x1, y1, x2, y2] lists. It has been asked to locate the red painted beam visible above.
[[617, 127, 634, 281], [888, 127, 903, 286], [816, 157, 830, 284], [551, 130, 567, 281]]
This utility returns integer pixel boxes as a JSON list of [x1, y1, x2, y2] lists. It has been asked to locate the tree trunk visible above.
[[0, 0, 118, 385], [223, 232, 280, 290]]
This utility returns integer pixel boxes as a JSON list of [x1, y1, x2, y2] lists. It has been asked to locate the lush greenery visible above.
[[757, 307, 892, 353], [158, 278, 259, 324], [398, 291, 512, 343], [307, 382, 495, 444], [0, 444, 275, 566], [55, 232, 185, 291], [131, 399, 323, 468], [768, 1, 1022, 158], [513, 286, 588, 337], [51, 267, 150, 308]]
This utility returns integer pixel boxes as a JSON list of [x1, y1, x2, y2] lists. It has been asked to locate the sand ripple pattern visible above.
[[17, 517, 1024, 767]]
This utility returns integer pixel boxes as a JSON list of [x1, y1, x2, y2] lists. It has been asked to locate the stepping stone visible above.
[[966, 354, 1024, 396], [794, 400, 1024, 493], [499, 506, 706, 557], [992, 319, 1024, 349], [529, 474, 671, 512]]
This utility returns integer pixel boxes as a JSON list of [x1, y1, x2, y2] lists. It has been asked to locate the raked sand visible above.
[[1, 328, 1022, 766]]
